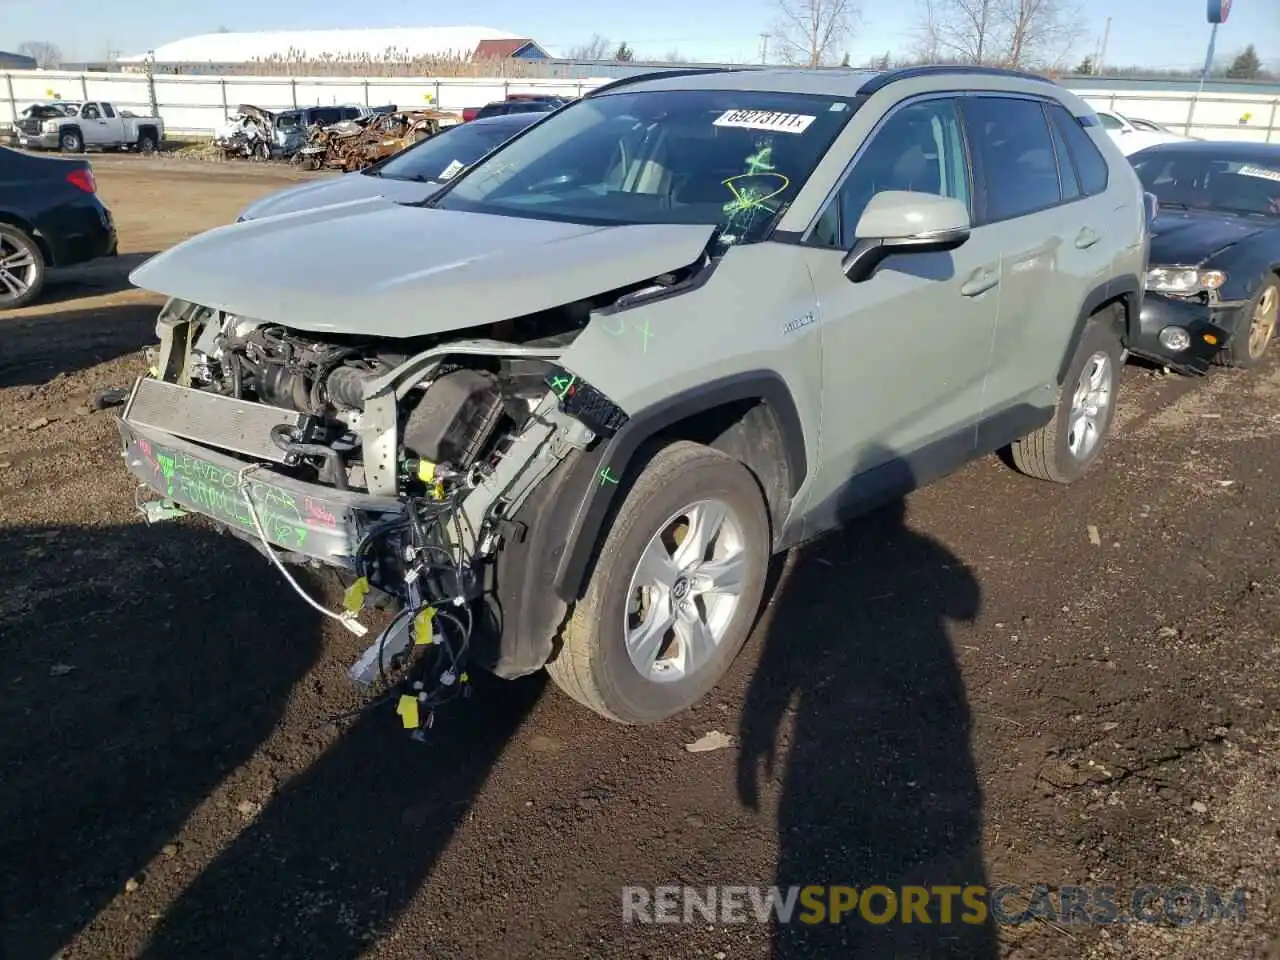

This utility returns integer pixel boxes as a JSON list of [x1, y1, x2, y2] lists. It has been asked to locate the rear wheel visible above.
[[1216, 277, 1278, 369], [547, 441, 771, 724], [0, 225, 47, 310], [137, 131, 158, 154], [1010, 309, 1123, 484]]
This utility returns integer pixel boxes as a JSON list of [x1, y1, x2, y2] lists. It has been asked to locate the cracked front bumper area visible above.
[[1130, 294, 1237, 375], [117, 417, 408, 566]]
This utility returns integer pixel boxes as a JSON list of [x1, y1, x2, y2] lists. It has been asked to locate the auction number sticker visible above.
[[1238, 163, 1280, 183], [438, 159, 466, 181], [713, 109, 816, 134]]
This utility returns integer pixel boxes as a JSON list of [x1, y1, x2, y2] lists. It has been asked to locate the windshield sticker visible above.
[[714, 109, 816, 134], [438, 159, 465, 181], [1238, 164, 1280, 183]]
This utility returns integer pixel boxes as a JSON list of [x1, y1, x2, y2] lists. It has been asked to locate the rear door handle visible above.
[[960, 268, 999, 297], [1076, 227, 1101, 249]]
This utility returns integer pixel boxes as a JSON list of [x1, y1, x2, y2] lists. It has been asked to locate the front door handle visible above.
[[960, 268, 999, 297], [1076, 227, 1101, 249]]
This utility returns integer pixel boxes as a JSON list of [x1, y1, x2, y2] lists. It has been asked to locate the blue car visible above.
[[236, 111, 546, 222]]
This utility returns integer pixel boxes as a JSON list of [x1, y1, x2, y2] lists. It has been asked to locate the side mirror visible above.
[[841, 190, 971, 283]]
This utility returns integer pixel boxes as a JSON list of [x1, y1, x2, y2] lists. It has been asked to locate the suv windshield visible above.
[[432, 89, 857, 249], [372, 117, 539, 182], [1133, 148, 1280, 217]]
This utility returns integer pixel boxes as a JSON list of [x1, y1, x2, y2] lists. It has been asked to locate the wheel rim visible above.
[[1067, 351, 1112, 461], [61, 134, 78, 151], [0, 234, 37, 304], [623, 498, 747, 684], [1247, 286, 1278, 359]]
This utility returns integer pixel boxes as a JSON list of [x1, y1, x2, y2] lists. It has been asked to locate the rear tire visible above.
[[1010, 308, 1123, 484], [137, 131, 158, 154], [0, 225, 47, 310], [1214, 277, 1278, 370], [546, 441, 771, 724]]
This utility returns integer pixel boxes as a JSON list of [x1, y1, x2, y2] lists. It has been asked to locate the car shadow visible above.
[[137, 666, 546, 958], [0, 522, 323, 960], [0, 298, 158, 388], [738, 449, 996, 957], [38, 250, 158, 307]]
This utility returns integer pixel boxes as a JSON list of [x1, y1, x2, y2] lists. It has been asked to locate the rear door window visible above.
[[1047, 103, 1109, 196]]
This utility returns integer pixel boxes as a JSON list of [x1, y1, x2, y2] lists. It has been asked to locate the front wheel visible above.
[[59, 129, 83, 153], [1010, 308, 1123, 484], [547, 441, 771, 724], [1216, 277, 1278, 369]]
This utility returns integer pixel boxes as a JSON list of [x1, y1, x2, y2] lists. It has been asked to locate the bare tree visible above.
[[566, 34, 612, 60], [998, 0, 1085, 70], [914, 0, 1083, 69], [17, 41, 62, 69], [771, 0, 860, 68], [662, 48, 686, 63]]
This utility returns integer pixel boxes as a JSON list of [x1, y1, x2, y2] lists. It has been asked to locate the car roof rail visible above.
[[857, 64, 1057, 96], [584, 66, 745, 98]]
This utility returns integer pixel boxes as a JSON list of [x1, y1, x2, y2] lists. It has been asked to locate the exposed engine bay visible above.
[[114, 264, 702, 732]]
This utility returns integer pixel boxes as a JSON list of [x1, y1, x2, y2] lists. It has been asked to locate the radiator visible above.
[[122, 377, 307, 464]]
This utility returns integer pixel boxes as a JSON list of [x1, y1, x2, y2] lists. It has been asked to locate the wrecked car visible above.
[[237, 111, 546, 221], [295, 109, 457, 172], [117, 66, 1149, 728]]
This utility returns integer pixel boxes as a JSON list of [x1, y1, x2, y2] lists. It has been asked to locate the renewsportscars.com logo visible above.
[[621, 884, 1248, 926]]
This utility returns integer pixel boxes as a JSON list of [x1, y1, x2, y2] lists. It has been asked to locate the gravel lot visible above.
[[1, 155, 1277, 960]]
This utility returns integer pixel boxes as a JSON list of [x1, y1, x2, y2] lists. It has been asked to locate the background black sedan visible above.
[[1130, 140, 1280, 369], [0, 145, 117, 309]]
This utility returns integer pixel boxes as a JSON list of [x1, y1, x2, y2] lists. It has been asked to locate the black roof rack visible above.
[[857, 64, 1056, 96], [584, 66, 745, 97]]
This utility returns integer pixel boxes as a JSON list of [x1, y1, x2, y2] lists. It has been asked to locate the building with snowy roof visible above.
[[119, 27, 549, 65]]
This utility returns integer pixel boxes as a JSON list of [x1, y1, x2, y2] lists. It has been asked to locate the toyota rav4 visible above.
[[118, 65, 1162, 726]]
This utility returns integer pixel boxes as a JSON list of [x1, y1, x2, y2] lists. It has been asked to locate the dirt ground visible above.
[[1, 156, 1278, 960]]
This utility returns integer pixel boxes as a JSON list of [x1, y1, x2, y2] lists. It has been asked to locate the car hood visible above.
[[238, 173, 443, 221], [1148, 210, 1273, 265], [129, 198, 717, 338]]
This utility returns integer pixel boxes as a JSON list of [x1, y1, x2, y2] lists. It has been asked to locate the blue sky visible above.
[[4, 0, 1277, 70]]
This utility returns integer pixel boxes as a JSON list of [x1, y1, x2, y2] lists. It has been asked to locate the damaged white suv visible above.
[[118, 65, 1147, 724]]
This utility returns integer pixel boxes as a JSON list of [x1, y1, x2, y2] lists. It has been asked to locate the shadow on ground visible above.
[[138, 665, 545, 958], [36, 251, 158, 307], [0, 296, 158, 388], [0, 522, 323, 960], [739, 473, 996, 956]]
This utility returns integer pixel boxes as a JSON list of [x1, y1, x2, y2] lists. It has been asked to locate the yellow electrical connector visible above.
[[416, 460, 436, 483], [396, 694, 420, 729], [414, 606, 438, 645], [343, 576, 370, 613]]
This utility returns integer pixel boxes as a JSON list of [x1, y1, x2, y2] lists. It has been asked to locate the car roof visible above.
[[585, 64, 1058, 99], [1130, 140, 1280, 161]]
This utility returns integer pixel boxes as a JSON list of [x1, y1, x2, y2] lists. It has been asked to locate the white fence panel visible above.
[[2, 69, 1278, 143]]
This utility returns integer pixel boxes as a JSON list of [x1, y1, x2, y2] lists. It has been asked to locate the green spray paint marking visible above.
[[600, 314, 653, 352], [599, 467, 619, 486], [550, 374, 576, 397], [156, 453, 175, 496], [744, 145, 775, 175]]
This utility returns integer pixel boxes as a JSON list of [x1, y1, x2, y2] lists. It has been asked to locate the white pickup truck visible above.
[[16, 100, 165, 154]]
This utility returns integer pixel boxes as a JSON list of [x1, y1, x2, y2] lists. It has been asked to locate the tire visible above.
[[1213, 276, 1278, 370], [59, 129, 83, 153], [0, 224, 47, 310], [546, 441, 771, 724], [137, 132, 158, 154], [1010, 308, 1123, 484]]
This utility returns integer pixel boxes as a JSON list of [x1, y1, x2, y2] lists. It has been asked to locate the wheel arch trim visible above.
[[1063, 275, 1139, 385], [551, 370, 809, 602]]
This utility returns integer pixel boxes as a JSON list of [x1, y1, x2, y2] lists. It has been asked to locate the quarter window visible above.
[[961, 97, 1061, 222], [811, 98, 970, 250], [1048, 103, 1109, 196], [1096, 112, 1125, 130]]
